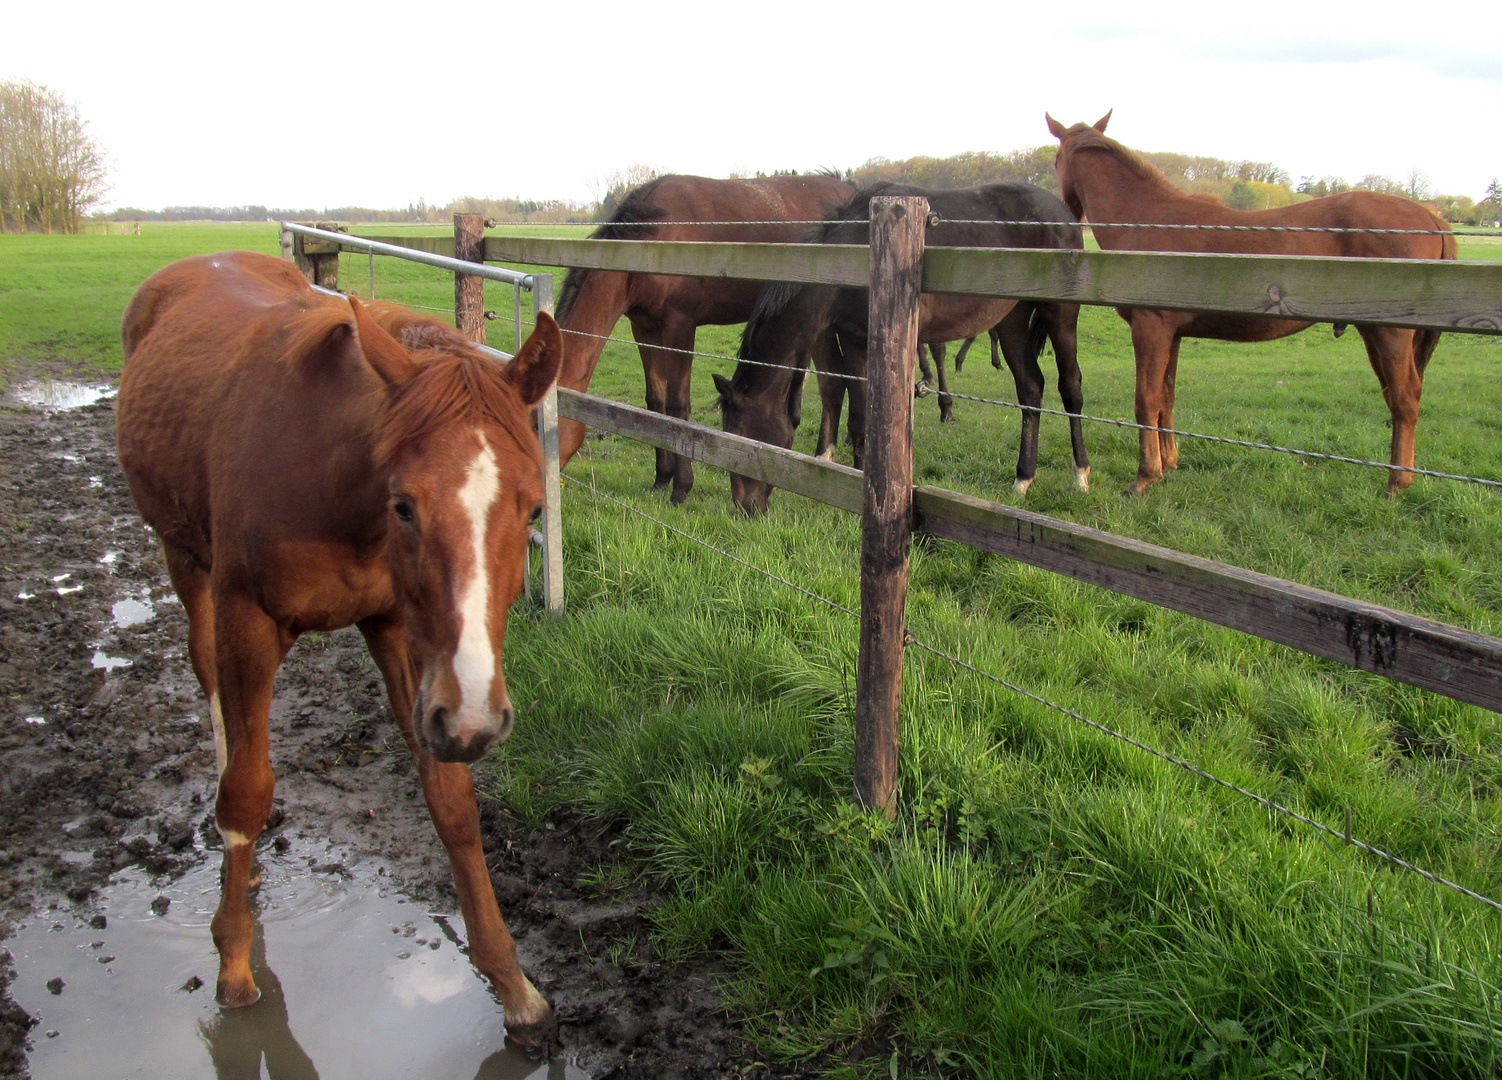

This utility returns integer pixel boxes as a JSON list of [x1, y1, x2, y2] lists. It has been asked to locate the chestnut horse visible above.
[[116, 252, 562, 1043], [1047, 111, 1457, 495], [718, 181, 1089, 514], [555, 172, 854, 502]]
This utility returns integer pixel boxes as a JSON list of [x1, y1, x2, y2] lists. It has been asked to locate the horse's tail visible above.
[[1413, 210, 1457, 376], [1026, 303, 1050, 365]]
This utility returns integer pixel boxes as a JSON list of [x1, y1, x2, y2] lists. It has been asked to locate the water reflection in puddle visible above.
[[6, 844, 585, 1079], [9, 380, 117, 411], [112, 598, 155, 628], [90, 650, 131, 671]]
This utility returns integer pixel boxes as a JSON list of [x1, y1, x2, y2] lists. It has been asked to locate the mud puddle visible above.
[[6, 381, 116, 412], [5, 838, 583, 1079]]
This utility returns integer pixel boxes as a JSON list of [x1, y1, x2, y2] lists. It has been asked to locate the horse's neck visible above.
[[1075, 153, 1193, 232], [556, 270, 630, 394]]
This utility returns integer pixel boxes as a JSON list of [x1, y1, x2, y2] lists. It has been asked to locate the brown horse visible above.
[[555, 172, 854, 502], [116, 251, 562, 1043], [1047, 111, 1457, 496], [719, 181, 1089, 514]]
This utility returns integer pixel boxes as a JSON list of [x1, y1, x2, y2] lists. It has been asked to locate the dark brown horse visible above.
[[555, 172, 854, 502], [718, 182, 1089, 514], [1047, 111, 1457, 495], [116, 252, 562, 1043]]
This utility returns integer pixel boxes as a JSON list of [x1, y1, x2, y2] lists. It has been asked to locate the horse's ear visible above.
[[712, 373, 733, 400], [349, 296, 421, 387], [1092, 109, 1113, 133], [1045, 113, 1068, 140], [504, 310, 563, 406]]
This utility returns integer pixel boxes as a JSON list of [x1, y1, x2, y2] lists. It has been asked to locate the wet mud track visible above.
[[0, 387, 801, 1079]]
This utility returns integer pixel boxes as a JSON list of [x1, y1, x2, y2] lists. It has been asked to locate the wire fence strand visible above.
[[927, 387, 1502, 488], [564, 472, 1502, 915]]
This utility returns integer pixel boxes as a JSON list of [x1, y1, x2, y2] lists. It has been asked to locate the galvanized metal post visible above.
[[532, 273, 564, 615]]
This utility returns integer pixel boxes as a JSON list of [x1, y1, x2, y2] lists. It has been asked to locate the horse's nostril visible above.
[[425, 706, 449, 739]]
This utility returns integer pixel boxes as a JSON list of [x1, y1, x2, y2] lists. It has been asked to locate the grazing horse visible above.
[[717, 181, 1089, 515], [1047, 111, 1457, 495], [555, 172, 854, 502], [116, 251, 562, 1043]]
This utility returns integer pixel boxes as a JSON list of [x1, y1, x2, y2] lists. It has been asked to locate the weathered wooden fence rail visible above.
[[286, 215, 1502, 816], [309, 232, 1502, 333]]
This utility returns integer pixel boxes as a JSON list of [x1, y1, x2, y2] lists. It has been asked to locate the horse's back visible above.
[[117, 252, 373, 568]]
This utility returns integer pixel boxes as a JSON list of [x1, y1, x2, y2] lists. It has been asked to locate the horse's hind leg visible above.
[[208, 593, 290, 1008], [1044, 302, 1090, 491], [995, 305, 1045, 494], [1159, 337, 1182, 471], [813, 331, 845, 461], [631, 318, 676, 492], [358, 615, 553, 1045], [1360, 325, 1424, 496], [161, 543, 222, 774], [930, 342, 955, 423]]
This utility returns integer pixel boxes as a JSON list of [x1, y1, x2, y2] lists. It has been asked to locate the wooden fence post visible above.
[[854, 195, 926, 818], [532, 272, 565, 615], [454, 213, 486, 343], [289, 226, 315, 282], [310, 222, 340, 290]]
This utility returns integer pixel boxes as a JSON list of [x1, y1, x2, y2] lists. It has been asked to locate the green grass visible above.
[[8, 225, 1502, 1077]]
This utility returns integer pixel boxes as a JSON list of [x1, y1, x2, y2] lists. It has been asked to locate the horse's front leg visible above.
[[1126, 312, 1175, 495], [210, 593, 291, 1007], [1359, 325, 1424, 497], [813, 331, 844, 462], [358, 616, 553, 1046]]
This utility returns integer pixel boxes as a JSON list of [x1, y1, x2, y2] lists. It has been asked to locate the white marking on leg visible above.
[[1013, 477, 1034, 495], [815, 447, 834, 462], [209, 693, 227, 778], [1075, 466, 1091, 492], [218, 825, 251, 848], [453, 439, 500, 729], [507, 975, 552, 1028]]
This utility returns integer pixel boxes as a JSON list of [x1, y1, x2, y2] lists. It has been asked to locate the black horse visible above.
[[715, 182, 1090, 514]]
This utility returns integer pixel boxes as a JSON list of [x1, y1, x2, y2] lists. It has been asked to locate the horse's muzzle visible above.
[[417, 701, 514, 764]]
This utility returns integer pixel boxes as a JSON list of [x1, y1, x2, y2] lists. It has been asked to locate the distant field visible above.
[[6, 222, 1502, 1077]]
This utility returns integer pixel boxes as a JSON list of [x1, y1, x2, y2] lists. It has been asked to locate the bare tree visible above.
[[590, 164, 662, 220], [0, 80, 108, 234]]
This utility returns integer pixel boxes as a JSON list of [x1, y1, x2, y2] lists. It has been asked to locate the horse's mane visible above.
[[737, 281, 806, 364], [556, 180, 670, 322], [277, 303, 538, 467], [377, 348, 542, 468], [1064, 129, 1181, 194]]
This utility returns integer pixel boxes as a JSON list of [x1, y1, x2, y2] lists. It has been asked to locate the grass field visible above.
[[6, 223, 1502, 1077]]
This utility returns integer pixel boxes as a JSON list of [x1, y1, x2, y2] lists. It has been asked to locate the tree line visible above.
[[846, 148, 1500, 225], [0, 80, 107, 234]]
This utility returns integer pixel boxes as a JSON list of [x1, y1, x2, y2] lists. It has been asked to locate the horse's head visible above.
[[1046, 111, 1113, 221], [355, 300, 563, 763], [714, 364, 800, 516]]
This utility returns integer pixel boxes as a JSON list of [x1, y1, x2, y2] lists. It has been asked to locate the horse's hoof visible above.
[[651, 477, 672, 491], [1012, 477, 1034, 496], [505, 985, 556, 1054], [216, 978, 261, 1009], [1074, 466, 1091, 493], [814, 448, 835, 462], [1123, 479, 1155, 497], [939, 412, 956, 424], [669, 487, 691, 505]]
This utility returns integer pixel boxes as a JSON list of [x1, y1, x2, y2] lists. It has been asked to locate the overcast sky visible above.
[[8, 0, 1500, 211]]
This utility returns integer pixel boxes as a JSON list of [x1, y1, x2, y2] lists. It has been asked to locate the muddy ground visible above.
[[0, 381, 810, 1080]]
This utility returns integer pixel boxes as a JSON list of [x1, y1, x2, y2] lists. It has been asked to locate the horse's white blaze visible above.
[[453, 438, 500, 728], [209, 693, 227, 778]]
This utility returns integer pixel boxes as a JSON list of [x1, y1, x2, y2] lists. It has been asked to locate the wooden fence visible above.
[[285, 214, 1502, 816]]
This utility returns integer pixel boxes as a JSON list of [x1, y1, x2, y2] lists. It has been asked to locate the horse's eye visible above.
[[528, 505, 543, 526], [393, 500, 415, 523]]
